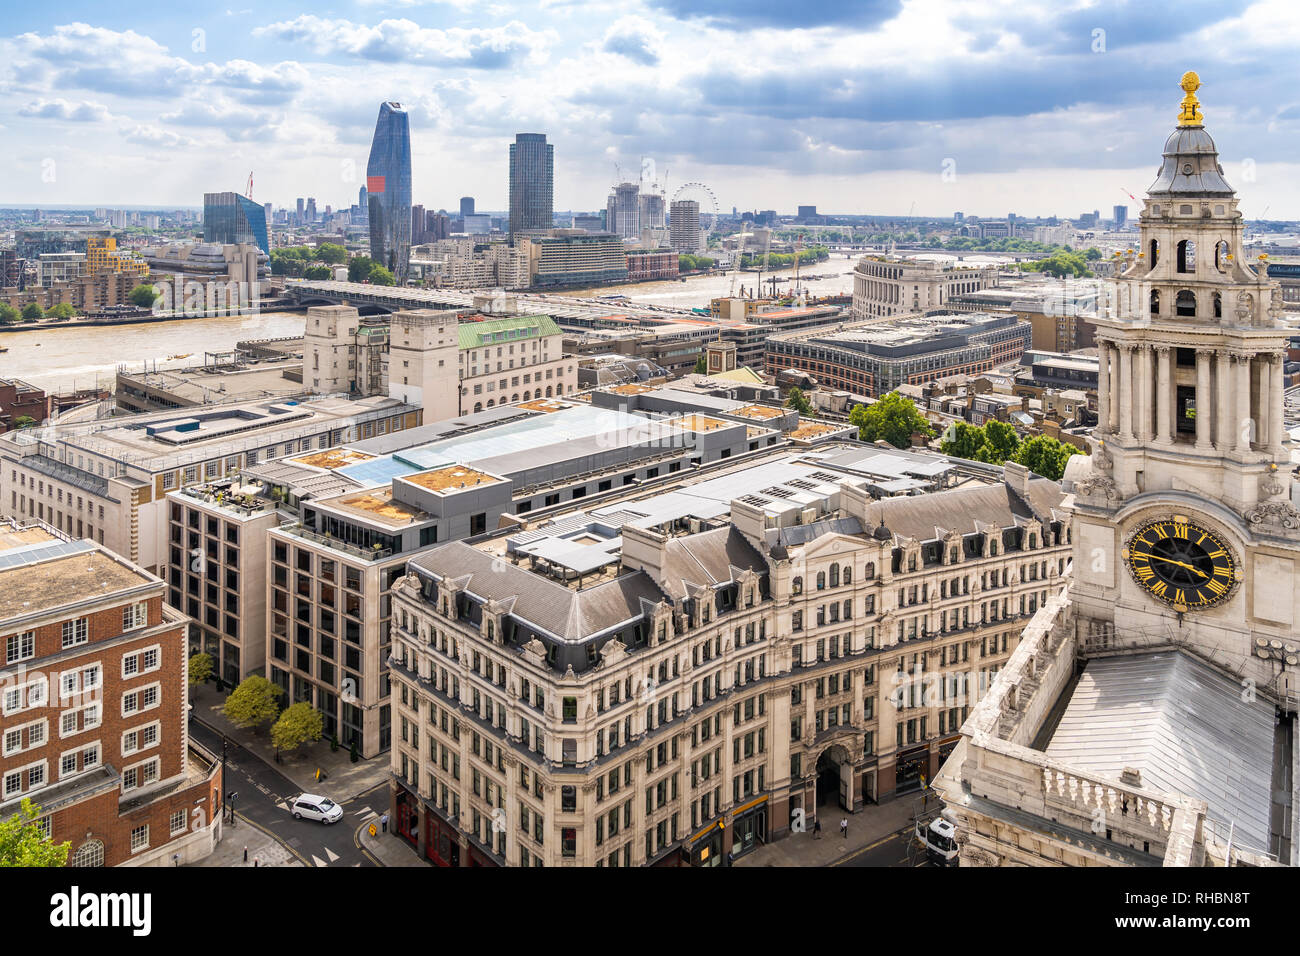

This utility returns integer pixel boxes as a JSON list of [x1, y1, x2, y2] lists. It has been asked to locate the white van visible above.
[[290, 793, 343, 824]]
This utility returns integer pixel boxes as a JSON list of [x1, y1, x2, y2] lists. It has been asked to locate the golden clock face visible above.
[[1123, 518, 1237, 611]]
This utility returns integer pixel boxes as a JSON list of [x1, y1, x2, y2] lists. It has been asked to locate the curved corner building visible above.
[[366, 102, 412, 284]]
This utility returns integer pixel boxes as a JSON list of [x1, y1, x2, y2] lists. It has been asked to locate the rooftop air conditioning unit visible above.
[[801, 508, 818, 525]]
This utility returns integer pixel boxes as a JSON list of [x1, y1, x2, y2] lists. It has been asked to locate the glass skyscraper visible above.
[[203, 192, 270, 254], [366, 102, 412, 284], [509, 133, 554, 239]]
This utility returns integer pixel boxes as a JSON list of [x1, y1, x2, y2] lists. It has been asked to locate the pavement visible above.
[[194, 818, 304, 868], [189, 681, 389, 802], [357, 820, 429, 867], [734, 793, 935, 867]]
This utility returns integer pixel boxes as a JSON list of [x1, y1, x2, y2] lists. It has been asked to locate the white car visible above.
[[290, 793, 343, 824]]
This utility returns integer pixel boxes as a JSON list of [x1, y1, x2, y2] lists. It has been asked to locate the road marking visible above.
[[256, 784, 270, 794], [352, 806, 374, 817], [829, 828, 907, 867], [312, 854, 328, 868], [326, 848, 340, 863], [276, 800, 290, 811]]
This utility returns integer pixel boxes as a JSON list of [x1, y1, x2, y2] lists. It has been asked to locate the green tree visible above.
[[694, 353, 708, 374], [188, 652, 213, 690], [785, 386, 813, 415], [0, 799, 69, 867], [47, 302, 75, 319], [979, 420, 1021, 463], [367, 264, 395, 286], [347, 256, 376, 282], [315, 243, 347, 265], [270, 702, 324, 761], [128, 284, 159, 308], [940, 422, 984, 460], [222, 675, 283, 733], [20, 303, 43, 321], [12, 416, 37, 429], [1011, 434, 1085, 481], [849, 391, 935, 449], [303, 265, 332, 280], [0, 304, 18, 325]]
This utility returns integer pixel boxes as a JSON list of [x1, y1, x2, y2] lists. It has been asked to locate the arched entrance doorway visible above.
[[814, 743, 855, 811]]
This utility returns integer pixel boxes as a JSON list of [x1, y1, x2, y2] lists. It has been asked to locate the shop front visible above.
[[423, 810, 460, 867], [730, 796, 769, 861], [895, 745, 930, 794], [686, 822, 727, 867], [394, 787, 419, 847]]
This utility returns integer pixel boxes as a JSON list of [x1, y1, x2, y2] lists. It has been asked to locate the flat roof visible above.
[[289, 448, 377, 470], [402, 465, 502, 493], [668, 414, 732, 433], [328, 489, 428, 526], [731, 405, 785, 420], [0, 526, 59, 551], [0, 549, 152, 621], [789, 421, 844, 440]]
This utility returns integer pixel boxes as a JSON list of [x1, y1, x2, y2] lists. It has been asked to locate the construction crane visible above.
[[245, 171, 254, 199]]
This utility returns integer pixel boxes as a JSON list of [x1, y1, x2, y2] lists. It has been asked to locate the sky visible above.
[[3, 0, 1300, 219]]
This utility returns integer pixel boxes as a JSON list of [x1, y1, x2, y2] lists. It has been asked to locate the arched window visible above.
[[1148, 239, 1159, 267], [1215, 240, 1230, 271], [511, 394, 519, 403], [486, 399, 495, 408], [865, 562, 875, 580], [71, 840, 104, 867], [843, 566, 852, 585], [1176, 290, 1196, 317], [1176, 239, 1195, 273], [1150, 289, 1160, 315], [989, 540, 998, 557], [829, 563, 840, 587], [816, 571, 826, 590], [473, 402, 482, 413], [792, 576, 803, 595], [1213, 292, 1222, 319], [523, 391, 530, 401], [545, 386, 553, 397]]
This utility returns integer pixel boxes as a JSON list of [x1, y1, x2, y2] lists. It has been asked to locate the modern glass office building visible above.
[[366, 102, 412, 284], [509, 133, 554, 238], [202, 192, 270, 253]]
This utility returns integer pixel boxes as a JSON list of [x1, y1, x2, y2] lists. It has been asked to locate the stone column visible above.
[[1155, 346, 1172, 443], [1118, 344, 1134, 441], [1255, 356, 1271, 453], [1096, 340, 1111, 435], [1215, 351, 1231, 450], [1270, 353, 1285, 448], [1232, 352, 1252, 453], [1195, 349, 1213, 450]]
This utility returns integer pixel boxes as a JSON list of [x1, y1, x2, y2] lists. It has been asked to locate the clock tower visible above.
[[1067, 73, 1300, 690]]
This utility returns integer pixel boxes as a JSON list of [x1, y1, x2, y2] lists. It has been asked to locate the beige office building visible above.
[[852, 257, 997, 320]]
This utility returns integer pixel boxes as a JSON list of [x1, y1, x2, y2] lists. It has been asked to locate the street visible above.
[[832, 826, 933, 867], [190, 717, 384, 867]]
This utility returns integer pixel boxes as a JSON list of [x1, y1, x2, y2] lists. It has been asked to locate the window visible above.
[[6, 631, 34, 664], [122, 602, 148, 630], [130, 825, 149, 852], [62, 618, 88, 649], [123, 645, 162, 678], [122, 683, 162, 717], [171, 810, 187, 836], [71, 840, 105, 868]]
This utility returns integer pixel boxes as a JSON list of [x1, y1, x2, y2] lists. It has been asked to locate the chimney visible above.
[[621, 525, 668, 583], [730, 499, 767, 547], [1003, 460, 1032, 498]]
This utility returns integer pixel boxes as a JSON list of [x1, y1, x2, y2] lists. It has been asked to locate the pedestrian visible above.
[[242, 845, 248, 863], [840, 817, 848, 840], [813, 818, 822, 839], [253, 857, 260, 868], [380, 811, 389, 834]]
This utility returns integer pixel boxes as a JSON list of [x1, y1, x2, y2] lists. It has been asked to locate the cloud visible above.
[[120, 124, 196, 148], [253, 15, 557, 69], [19, 98, 117, 122], [601, 16, 662, 65], [647, 0, 902, 31]]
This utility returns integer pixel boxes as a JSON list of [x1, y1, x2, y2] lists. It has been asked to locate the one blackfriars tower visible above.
[[366, 101, 412, 284], [509, 133, 553, 239]]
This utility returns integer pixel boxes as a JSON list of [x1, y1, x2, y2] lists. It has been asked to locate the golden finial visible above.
[[1178, 71, 1203, 126]]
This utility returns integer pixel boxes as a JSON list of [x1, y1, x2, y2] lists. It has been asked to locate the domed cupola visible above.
[[1147, 72, 1234, 197]]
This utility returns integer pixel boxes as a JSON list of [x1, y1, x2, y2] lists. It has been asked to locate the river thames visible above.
[[2, 250, 1016, 396]]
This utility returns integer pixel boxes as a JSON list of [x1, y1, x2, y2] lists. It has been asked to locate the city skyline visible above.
[[1, 1, 1298, 217]]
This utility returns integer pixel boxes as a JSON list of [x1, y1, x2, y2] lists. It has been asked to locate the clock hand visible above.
[[1132, 553, 1208, 578]]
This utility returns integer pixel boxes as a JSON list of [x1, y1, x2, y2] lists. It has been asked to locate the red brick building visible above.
[[0, 519, 221, 866], [0, 379, 50, 431]]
